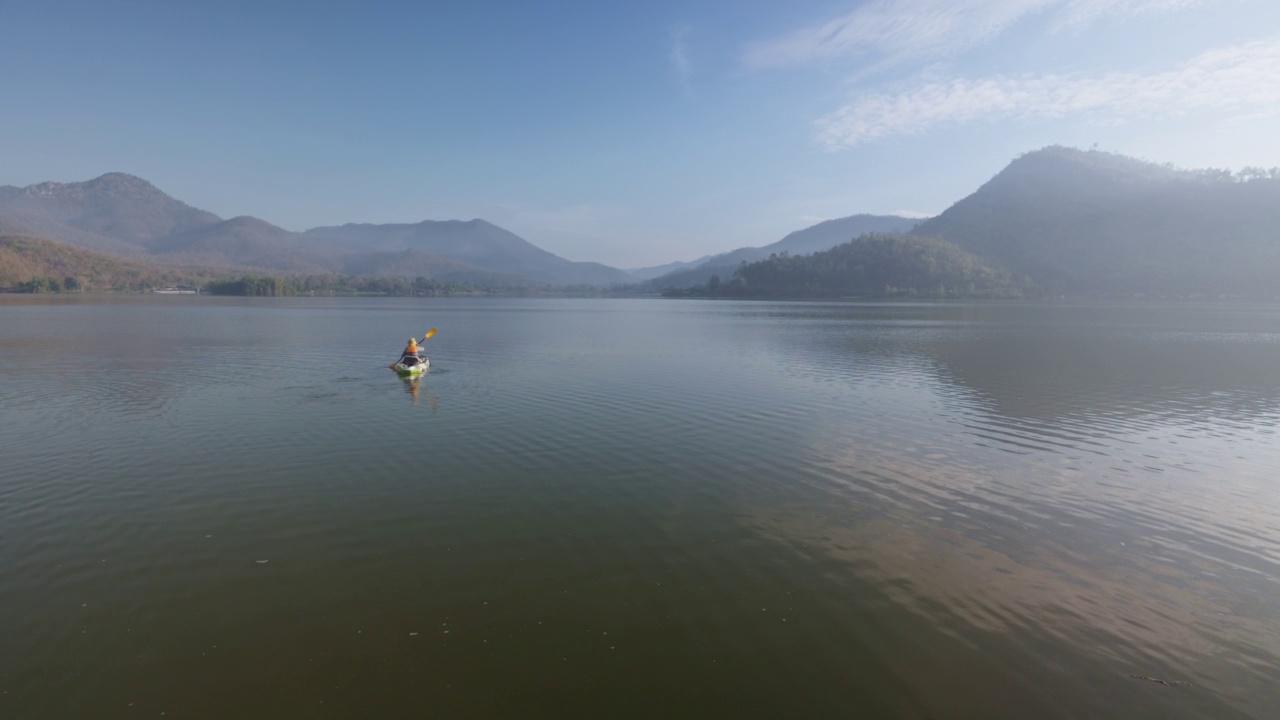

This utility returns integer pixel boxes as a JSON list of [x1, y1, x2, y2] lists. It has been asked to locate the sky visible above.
[[2, 0, 1278, 268]]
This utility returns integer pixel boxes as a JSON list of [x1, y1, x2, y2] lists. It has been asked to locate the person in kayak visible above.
[[399, 338, 424, 367]]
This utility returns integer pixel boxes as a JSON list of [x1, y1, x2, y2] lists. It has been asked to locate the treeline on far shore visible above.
[[2, 272, 475, 296], [201, 274, 618, 297], [202, 274, 478, 296], [5, 270, 629, 297], [1, 234, 514, 296], [7, 274, 89, 293]]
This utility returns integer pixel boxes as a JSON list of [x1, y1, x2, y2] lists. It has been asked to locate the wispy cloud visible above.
[[670, 24, 693, 94], [814, 37, 1280, 149], [1054, 0, 1218, 30], [743, 0, 1052, 70], [744, 0, 1228, 70]]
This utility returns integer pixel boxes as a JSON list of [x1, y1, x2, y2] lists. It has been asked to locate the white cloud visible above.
[[744, 0, 1229, 70], [670, 24, 693, 93], [743, 0, 1053, 69], [1054, 0, 1217, 30], [814, 37, 1280, 149]]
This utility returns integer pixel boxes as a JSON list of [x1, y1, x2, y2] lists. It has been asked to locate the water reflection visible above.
[[739, 502, 1272, 718], [402, 375, 438, 411], [5, 297, 1280, 718], [729, 301, 1280, 718], [760, 303, 1280, 436], [929, 330, 1280, 433]]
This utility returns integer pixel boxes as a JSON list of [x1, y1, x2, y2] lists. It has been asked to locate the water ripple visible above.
[[3, 297, 1280, 718]]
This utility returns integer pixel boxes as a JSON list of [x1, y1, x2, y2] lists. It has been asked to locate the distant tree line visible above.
[[4, 267, 629, 298], [10, 275, 82, 293], [1192, 166, 1280, 183], [206, 276, 288, 296], [204, 274, 489, 297]]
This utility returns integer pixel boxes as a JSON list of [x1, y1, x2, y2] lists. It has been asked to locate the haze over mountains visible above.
[[0, 174, 636, 286], [3, 146, 1279, 296], [707, 146, 1280, 299], [304, 220, 632, 285], [644, 214, 922, 289], [0, 171, 926, 290], [912, 147, 1280, 296], [0, 173, 221, 258]]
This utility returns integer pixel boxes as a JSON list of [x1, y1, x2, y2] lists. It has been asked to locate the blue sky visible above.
[[3, 0, 1278, 268]]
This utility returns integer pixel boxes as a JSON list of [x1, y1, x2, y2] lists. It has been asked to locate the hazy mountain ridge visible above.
[[144, 216, 348, 274], [625, 256, 714, 280], [0, 175, 636, 287], [716, 233, 1024, 299], [915, 146, 1280, 295], [305, 220, 635, 285], [8, 147, 1280, 296], [649, 214, 921, 289], [0, 173, 221, 257], [338, 249, 529, 286], [714, 146, 1280, 299]]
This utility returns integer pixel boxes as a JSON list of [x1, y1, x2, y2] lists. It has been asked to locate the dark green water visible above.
[[2, 296, 1279, 719]]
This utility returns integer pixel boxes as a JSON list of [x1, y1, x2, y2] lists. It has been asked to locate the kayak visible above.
[[393, 357, 430, 376]]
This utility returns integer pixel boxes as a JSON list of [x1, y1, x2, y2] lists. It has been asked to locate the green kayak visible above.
[[393, 357, 429, 376]]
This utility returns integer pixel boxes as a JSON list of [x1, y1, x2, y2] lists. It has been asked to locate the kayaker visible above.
[[400, 338, 423, 366], [389, 329, 434, 371]]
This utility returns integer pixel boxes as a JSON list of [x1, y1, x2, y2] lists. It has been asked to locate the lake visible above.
[[2, 296, 1279, 719]]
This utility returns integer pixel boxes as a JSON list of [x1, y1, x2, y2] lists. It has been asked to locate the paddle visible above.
[[389, 329, 437, 370]]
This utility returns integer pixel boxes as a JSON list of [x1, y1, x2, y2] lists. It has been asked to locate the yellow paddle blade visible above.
[[424, 327, 437, 339]]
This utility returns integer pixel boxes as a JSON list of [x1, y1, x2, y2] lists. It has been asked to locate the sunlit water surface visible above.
[[2, 296, 1279, 719]]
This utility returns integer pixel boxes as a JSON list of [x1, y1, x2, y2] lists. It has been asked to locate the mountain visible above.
[[146, 216, 345, 274], [0, 173, 221, 256], [304, 219, 636, 285], [649, 214, 921, 289], [338, 249, 527, 286], [14, 150, 1278, 296], [0, 174, 637, 287], [719, 233, 1023, 299], [743, 214, 924, 258], [625, 256, 713, 280], [914, 146, 1280, 295]]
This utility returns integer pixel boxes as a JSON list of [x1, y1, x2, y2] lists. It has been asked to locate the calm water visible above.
[[2, 296, 1279, 719]]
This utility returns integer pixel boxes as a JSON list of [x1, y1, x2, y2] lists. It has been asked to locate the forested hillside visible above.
[[0, 234, 197, 292], [648, 214, 919, 289], [715, 234, 1025, 299]]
